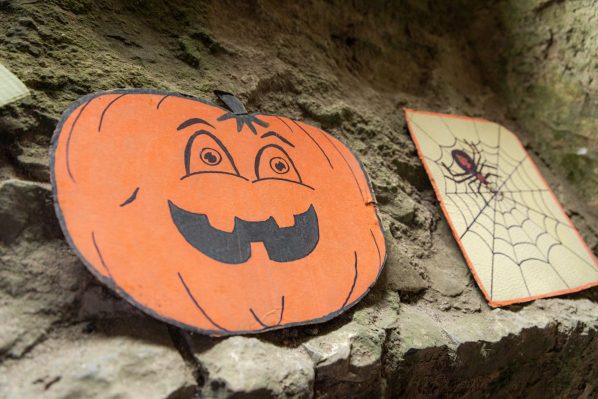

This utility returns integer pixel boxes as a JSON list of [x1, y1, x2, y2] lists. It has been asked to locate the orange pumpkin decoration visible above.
[[51, 89, 385, 335]]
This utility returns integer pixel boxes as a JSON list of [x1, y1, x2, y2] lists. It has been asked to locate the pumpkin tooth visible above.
[[273, 213, 297, 229], [205, 214, 237, 233]]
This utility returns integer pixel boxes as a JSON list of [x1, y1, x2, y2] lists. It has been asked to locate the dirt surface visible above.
[[0, 0, 597, 398]]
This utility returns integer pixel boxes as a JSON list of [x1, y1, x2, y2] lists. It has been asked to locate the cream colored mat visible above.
[[405, 109, 598, 306], [0, 64, 29, 108]]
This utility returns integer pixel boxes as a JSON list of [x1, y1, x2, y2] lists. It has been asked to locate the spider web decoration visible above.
[[405, 109, 598, 306]]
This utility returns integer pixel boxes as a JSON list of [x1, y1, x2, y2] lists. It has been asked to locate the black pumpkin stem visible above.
[[214, 90, 268, 135], [214, 90, 247, 115]]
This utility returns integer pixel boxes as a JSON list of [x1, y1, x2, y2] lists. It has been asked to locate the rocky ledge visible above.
[[1, 0, 597, 398]]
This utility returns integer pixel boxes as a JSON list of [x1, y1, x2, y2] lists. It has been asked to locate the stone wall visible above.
[[0, 1, 596, 398], [471, 0, 598, 215]]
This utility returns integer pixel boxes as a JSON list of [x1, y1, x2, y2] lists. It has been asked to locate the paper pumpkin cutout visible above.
[[51, 89, 385, 335], [405, 109, 598, 307]]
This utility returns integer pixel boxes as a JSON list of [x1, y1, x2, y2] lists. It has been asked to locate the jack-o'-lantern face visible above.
[[51, 89, 385, 335]]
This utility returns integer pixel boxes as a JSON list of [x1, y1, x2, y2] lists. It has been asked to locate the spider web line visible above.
[[503, 195, 573, 229], [408, 112, 598, 302], [459, 155, 526, 240], [446, 190, 478, 229], [496, 199, 532, 296], [460, 187, 577, 297], [410, 118, 457, 151], [445, 189, 548, 194], [502, 195, 597, 272], [411, 119, 500, 164], [490, 127, 502, 298], [496, 196, 571, 292]]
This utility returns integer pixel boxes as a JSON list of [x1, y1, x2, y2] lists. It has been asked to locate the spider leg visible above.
[[476, 180, 483, 194], [467, 141, 480, 165], [478, 165, 495, 176], [467, 179, 479, 193], [476, 151, 484, 168], [441, 162, 451, 174], [442, 162, 469, 177], [450, 171, 470, 177], [476, 145, 489, 168], [474, 148, 484, 168], [467, 141, 482, 165], [445, 174, 475, 184], [483, 172, 501, 196], [480, 181, 494, 203], [484, 173, 499, 186], [479, 161, 497, 171]]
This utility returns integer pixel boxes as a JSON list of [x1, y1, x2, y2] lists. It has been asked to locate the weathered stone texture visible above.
[[0, 0, 596, 398]]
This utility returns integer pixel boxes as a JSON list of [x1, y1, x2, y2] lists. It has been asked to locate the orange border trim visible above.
[[404, 108, 598, 307]]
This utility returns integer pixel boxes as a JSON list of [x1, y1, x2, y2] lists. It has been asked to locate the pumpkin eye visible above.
[[255, 144, 304, 186], [183, 131, 242, 180], [200, 147, 222, 166], [269, 157, 289, 174]]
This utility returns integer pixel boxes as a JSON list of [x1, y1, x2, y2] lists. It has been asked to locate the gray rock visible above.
[[302, 322, 386, 398], [352, 291, 401, 331], [15, 142, 51, 182], [198, 337, 314, 398], [296, 97, 352, 127], [384, 236, 428, 293], [0, 179, 60, 244], [0, 324, 195, 399], [303, 322, 385, 383], [424, 221, 472, 298], [301, 292, 399, 397], [393, 300, 598, 396], [382, 193, 416, 225], [0, 238, 89, 358], [398, 306, 451, 354]]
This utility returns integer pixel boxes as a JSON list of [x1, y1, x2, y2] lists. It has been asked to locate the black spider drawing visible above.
[[442, 141, 500, 196]]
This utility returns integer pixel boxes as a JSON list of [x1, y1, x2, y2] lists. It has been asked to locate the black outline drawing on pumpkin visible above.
[[181, 130, 247, 181], [253, 143, 312, 190], [51, 88, 387, 336], [120, 187, 140, 207]]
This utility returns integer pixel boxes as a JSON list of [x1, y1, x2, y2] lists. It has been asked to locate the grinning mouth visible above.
[[168, 201, 319, 264]]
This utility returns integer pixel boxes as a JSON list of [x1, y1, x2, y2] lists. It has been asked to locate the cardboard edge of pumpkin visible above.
[[403, 107, 598, 308], [50, 88, 388, 336]]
